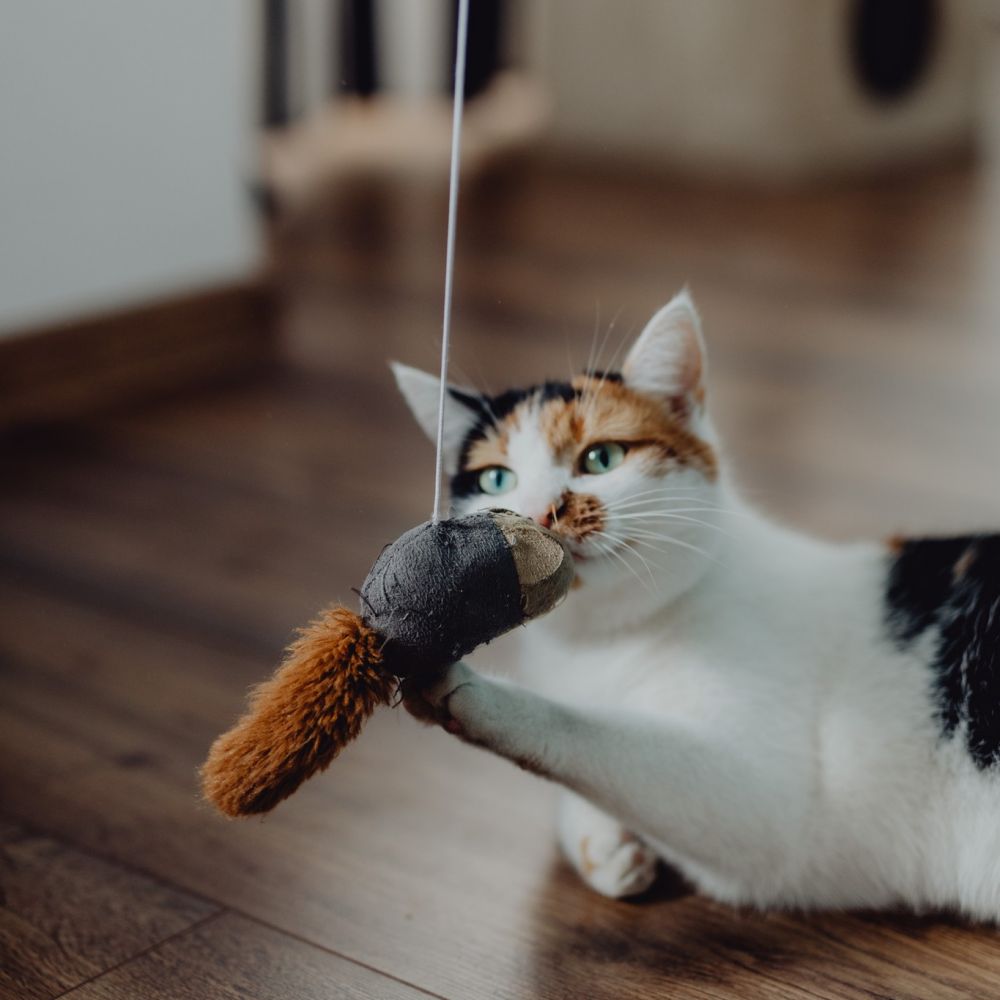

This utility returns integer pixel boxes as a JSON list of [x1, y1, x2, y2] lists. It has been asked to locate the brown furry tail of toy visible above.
[[200, 606, 395, 818]]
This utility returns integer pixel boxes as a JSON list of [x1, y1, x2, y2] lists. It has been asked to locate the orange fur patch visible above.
[[464, 378, 716, 481], [953, 545, 978, 582], [466, 432, 507, 470], [568, 376, 717, 479], [886, 534, 907, 555], [201, 606, 394, 817], [551, 490, 604, 544], [538, 397, 585, 463], [459, 378, 716, 552]]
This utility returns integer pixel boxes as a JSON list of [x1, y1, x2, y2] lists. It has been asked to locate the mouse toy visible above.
[[200, 509, 574, 817]]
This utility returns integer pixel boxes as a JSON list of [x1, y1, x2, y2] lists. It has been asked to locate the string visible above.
[[432, 0, 470, 524]]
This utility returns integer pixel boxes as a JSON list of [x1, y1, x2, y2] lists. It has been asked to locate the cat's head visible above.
[[392, 291, 726, 612]]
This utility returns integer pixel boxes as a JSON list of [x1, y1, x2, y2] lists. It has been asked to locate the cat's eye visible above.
[[581, 442, 626, 475], [478, 466, 518, 495]]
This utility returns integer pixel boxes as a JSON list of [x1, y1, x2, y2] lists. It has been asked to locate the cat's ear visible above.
[[390, 362, 485, 471], [623, 289, 707, 414]]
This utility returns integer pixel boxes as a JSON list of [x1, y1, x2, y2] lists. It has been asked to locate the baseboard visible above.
[[0, 279, 276, 431]]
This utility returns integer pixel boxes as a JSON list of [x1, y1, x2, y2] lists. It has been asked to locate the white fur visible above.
[[396, 294, 1000, 915], [623, 287, 706, 410]]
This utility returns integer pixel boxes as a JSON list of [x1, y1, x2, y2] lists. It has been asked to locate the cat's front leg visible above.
[[408, 664, 660, 898], [557, 790, 659, 899], [407, 661, 807, 897]]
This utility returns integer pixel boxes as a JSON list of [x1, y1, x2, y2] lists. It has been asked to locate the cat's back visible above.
[[885, 533, 1000, 770]]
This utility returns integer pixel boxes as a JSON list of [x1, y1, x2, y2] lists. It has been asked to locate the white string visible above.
[[432, 0, 470, 524]]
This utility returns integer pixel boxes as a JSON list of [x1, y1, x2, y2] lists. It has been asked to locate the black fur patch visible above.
[[886, 535, 1000, 767], [450, 468, 486, 501], [450, 380, 582, 498]]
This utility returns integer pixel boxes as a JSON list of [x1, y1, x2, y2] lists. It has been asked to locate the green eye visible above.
[[582, 442, 626, 475], [478, 466, 518, 495]]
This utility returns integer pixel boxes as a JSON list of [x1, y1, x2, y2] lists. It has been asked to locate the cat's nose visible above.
[[536, 501, 566, 530]]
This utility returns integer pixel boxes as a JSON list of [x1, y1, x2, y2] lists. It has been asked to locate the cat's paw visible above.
[[575, 829, 660, 899], [558, 793, 659, 899], [402, 661, 476, 735]]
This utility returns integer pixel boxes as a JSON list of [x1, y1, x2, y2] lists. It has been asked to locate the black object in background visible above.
[[851, 0, 938, 102], [263, 0, 291, 126], [340, 0, 378, 97], [451, 0, 505, 99]]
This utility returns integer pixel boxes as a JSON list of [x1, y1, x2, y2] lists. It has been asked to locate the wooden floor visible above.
[[4, 156, 1000, 999]]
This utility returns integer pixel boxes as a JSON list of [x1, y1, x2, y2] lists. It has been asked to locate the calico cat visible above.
[[392, 290, 1000, 915]]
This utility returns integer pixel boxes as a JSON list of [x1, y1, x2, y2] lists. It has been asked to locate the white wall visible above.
[[0, 0, 261, 336]]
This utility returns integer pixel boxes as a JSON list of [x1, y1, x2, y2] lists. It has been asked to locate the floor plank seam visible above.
[[2, 813, 452, 1000], [213, 911, 452, 1000], [46, 910, 225, 1000]]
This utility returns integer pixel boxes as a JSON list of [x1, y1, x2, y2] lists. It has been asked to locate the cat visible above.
[[391, 289, 1000, 916]]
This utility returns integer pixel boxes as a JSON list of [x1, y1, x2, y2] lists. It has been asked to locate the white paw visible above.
[[575, 829, 660, 899]]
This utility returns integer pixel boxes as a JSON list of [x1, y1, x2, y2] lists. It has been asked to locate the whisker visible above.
[[623, 531, 726, 567], [598, 529, 679, 579], [603, 498, 750, 518], [603, 500, 726, 516], [585, 300, 602, 381], [585, 312, 631, 424], [449, 361, 503, 433], [612, 512, 735, 537], [590, 532, 654, 593], [605, 504, 738, 520], [609, 505, 730, 518], [595, 306, 623, 374], [566, 332, 579, 387], [612, 511, 733, 525], [600, 484, 731, 501], [600, 487, 722, 507], [619, 539, 659, 588]]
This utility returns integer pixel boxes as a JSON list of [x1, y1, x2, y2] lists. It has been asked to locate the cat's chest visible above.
[[514, 617, 729, 715]]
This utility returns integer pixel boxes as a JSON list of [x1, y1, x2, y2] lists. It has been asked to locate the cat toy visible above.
[[200, 0, 574, 818]]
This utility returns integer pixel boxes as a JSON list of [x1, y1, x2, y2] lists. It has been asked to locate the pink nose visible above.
[[534, 501, 565, 530]]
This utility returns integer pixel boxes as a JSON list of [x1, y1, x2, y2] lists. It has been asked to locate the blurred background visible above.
[[4, 3, 1000, 999]]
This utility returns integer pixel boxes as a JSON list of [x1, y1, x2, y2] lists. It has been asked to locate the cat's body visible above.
[[393, 291, 1000, 917]]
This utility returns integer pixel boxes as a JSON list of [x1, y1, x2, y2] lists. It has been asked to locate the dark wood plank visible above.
[[0, 281, 275, 431], [60, 912, 434, 1000], [7, 579, 1000, 999], [0, 822, 216, 1000], [2, 156, 1000, 999]]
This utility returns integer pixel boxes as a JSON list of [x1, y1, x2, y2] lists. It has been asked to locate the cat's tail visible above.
[[200, 606, 395, 817]]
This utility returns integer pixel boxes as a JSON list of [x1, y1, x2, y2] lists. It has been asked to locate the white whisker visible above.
[[624, 531, 725, 567], [612, 512, 735, 536], [590, 532, 655, 593], [603, 497, 750, 518], [620, 539, 659, 588], [608, 507, 736, 527], [598, 529, 659, 588], [585, 312, 630, 423], [584, 301, 600, 381], [600, 487, 721, 507], [606, 503, 736, 519]]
